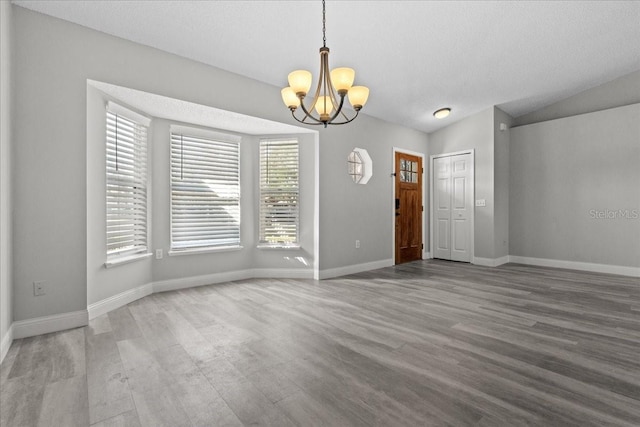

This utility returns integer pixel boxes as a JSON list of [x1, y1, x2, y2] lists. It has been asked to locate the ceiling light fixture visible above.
[[281, 0, 369, 128], [433, 108, 451, 119]]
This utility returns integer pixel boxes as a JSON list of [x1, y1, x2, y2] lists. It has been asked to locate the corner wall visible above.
[[510, 103, 640, 272], [427, 107, 496, 260], [317, 118, 428, 274], [1, 0, 14, 362], [493, 107, 513, 260]]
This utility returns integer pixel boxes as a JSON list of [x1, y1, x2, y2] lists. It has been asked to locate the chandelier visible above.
[[281, 0, 369, 127]]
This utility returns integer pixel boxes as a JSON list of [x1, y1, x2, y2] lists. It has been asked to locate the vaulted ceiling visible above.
[[13, 0, 640, 133]]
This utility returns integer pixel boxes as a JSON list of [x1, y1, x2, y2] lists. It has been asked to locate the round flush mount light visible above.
[[433, 108, 451, 119]]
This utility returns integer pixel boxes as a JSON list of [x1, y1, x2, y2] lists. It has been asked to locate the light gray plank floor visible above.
[[1, 260, 639, 426]]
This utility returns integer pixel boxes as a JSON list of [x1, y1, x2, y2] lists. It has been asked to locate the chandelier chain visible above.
[[322, 0, 326, 47]]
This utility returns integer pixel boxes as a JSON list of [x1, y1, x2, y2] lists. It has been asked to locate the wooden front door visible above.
[[395, 152, 423, 264]]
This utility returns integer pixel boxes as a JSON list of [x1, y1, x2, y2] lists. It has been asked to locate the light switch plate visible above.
[[475, 199, 486, 207]]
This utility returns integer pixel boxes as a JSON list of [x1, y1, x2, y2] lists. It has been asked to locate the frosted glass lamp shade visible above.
[[288, 70, 312, 95], [314, 96, 334, 115], [281, 87, 300, 109], [348, 86, 369, 109], [330, 67, 355, 92]]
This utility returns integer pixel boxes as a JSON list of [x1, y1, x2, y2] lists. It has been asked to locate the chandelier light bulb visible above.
[[288, 70, 312, 95], [330, 68, 355, 93], [281, 87, 300, 109], [348, 86, 370, 110], [314, 96, 335, 116]]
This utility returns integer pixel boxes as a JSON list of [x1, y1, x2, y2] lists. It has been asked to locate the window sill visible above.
[[168, 245, 243, 256], [104, 252, 153, 268], [256, 244, 301, 250]]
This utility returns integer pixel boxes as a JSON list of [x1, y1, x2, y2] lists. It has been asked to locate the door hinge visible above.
[[421, 206, 424, 212], [421, 244, 424, 249]]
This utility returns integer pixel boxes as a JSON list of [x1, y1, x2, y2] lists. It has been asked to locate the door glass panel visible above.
[[399, 158, 420, 183]]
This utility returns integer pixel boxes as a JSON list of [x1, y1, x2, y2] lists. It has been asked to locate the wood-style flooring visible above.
[[1, 260, 639, 426]]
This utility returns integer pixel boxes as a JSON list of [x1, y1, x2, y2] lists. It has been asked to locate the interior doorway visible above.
[[430, 150, 474, 262], [394, 150, 424, 265]]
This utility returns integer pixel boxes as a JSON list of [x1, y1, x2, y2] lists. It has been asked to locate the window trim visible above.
[[105, 103, 151, 263], [104, 252, 153, 268], [258, 138, 300, 246]]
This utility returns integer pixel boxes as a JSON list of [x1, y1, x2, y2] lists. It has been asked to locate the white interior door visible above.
[[434, 157, 451, 259], [432, 153, 472, 262]]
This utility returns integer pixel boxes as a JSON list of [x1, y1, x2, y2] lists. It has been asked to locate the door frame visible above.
[[429, 149, 475, 262], [391, 147, 426, 265]]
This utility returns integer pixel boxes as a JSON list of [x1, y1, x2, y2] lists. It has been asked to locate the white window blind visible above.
[[170, 131, 240, 250], [106, 109, 148, 258], [259, 139, 299, 245]]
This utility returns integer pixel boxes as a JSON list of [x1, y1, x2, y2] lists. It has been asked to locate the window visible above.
[[105, 104, 149, 259], [400, 158, 419, 183], [170, 129, 240, 250], [259, 139, 299, 246]]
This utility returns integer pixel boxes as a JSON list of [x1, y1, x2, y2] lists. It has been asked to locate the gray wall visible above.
[[513, 70, 640, 127], [427, 107, 496, 259], [318, 120, 428, 271], [1, 0, 13, 347], [493, 107, 513, 259], [510, 103, 640, 267], [12, 6, 428, 322]]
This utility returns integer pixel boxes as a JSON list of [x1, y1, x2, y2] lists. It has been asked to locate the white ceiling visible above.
[[13, 0, 640, 133]]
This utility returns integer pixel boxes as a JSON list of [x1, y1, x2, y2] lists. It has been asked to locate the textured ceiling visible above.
[[13, 0, 640, 133]]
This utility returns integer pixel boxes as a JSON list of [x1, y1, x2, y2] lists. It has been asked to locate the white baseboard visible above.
[[88, 283, 153, 320], [473, 257, 497, 267], [152, 270, 254, 293], [473, 256, 510, 267], [423, 251, 432, 259], [153, 268, 314, 293], [250, 268, 315, 280], [318, 259, 393, 280], [508, 255, 640, 277], [1, 323, 14, 364], [12, 310, 88, 340], [86, 268, 316, 321], [6, 255, 637, 350]]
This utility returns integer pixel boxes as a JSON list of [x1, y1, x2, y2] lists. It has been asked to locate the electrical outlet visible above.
[[355, 240, 361, 249], [33, 281, 46, 296], [156, 249, 163, 260]]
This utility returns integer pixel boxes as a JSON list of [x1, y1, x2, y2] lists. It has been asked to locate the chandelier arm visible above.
[[338, 106, 352, 121], [326, 72, 341, 115], [328, 93, 348, 123], [297, 98, 325, 125], [333, 109, 360, 125], [291, 109, 324, 126], [322, 47, 348, 124], [300, 56, 325, 124]]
